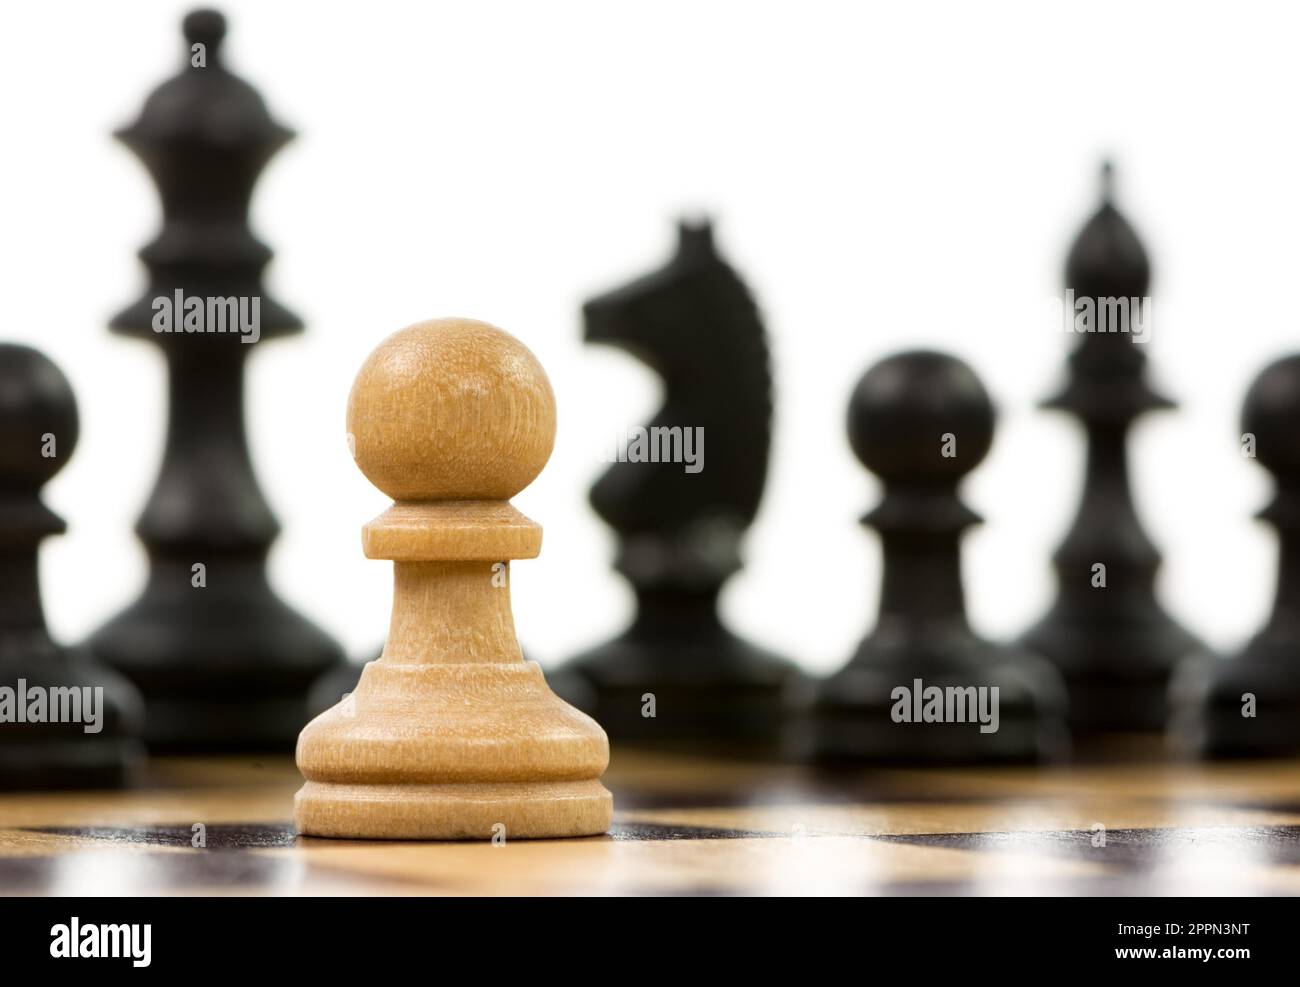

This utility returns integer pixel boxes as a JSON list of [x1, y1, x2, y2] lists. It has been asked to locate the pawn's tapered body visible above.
[[87, 11, 342, 750], [806, 352, 1067, 764], [296, 319, 611, 840]]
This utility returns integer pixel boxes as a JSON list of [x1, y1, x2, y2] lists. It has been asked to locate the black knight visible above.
[[553, 220, 799, 753]]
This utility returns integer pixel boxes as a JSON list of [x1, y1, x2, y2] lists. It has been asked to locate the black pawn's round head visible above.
[[847, 350, 994, 482], [1242, 355, 1300, 479], [0, 344, 79, 489]]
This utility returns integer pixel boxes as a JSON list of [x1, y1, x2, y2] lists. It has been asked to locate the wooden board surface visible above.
[[3, 752, 1300, 895]]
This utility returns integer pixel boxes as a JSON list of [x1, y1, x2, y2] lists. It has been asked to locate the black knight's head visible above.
[[582, 219, 774, 552], [583, 220, 731, 378]]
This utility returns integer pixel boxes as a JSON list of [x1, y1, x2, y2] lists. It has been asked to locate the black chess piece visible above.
[[0, 344, 143, 788], [805, 351, 1067, 764], [86, 10, 343, 751], [1020, 163, 1204, 738], [307, 654, 369, 718], [552, 220, 800, 753], [1176, 356, 1300, 756]]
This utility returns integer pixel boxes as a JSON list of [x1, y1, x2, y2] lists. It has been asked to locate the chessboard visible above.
[[3, 751, 1300, 896]]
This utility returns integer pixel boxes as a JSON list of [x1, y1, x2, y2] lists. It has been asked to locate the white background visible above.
[[0, 0, 1290, 675]]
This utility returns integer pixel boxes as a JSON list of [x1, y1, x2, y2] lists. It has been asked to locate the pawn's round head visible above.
[[347, 318, 557, 501], [0, 344, 79, 488], [1243, 355, 1300, 478], [847, 350, 994, 482]]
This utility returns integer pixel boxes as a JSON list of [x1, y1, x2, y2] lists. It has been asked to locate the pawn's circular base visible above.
[[128, 694, 325, 753], [296, 659, 611, 841], [296, 779, 611, 840], [554, 630, 801, 756], [801, 636, 1069, 765], [1173, 638, 1300, 758], [1051, 674, 1174, 738], [1197, 713, 1300, 758], [0, 648, 144, 790], [1021, 612, 1202, 736], [0, 737, 142, 791], [806, 713, 1062, 765], [88, 565, 345, 752]]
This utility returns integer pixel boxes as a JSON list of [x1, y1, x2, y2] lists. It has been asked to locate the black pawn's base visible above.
[[0, 646, 144, 790], [1174, 637, 1300, 758], [553, 630, 801, 756], [1022, 614, 1202, 736], [802, 635, 1068, 765], [88, 563, 343, 752]]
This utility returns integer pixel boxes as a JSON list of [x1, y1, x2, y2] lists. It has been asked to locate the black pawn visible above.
[[1181, 357, 1300, 756], [553, 220, 800, 753], [807, 351, 1066, 764], [86, 10, 343, 751], [0, 345, 143, 788], [1020, 163, 1204, 737]]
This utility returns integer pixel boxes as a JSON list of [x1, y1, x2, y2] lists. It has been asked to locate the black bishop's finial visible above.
[[1021, 162, 1203, 738], [1099, 159, 1116, 204]]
